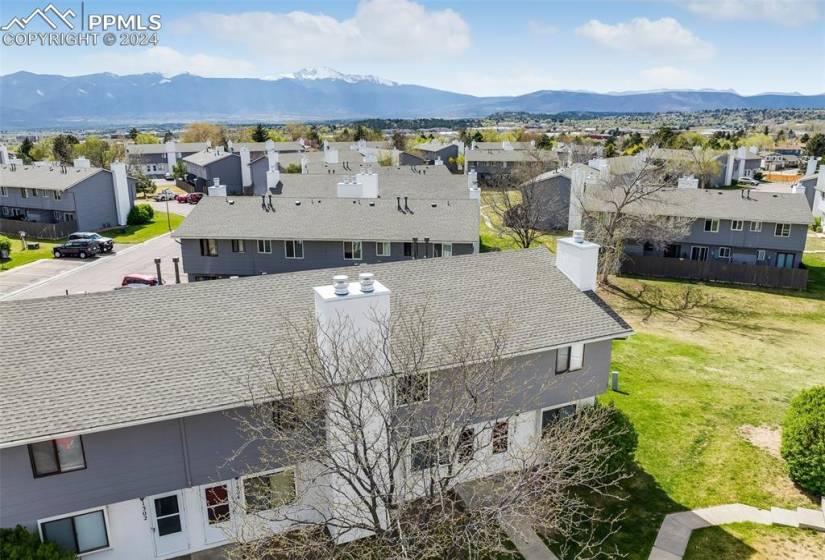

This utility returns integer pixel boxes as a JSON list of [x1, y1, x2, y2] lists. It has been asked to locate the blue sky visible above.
[[1, 0, 823, 96]]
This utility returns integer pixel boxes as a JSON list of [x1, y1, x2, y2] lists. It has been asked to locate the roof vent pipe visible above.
[[359, 272, 375, 293], [333, 275, 349, 296]]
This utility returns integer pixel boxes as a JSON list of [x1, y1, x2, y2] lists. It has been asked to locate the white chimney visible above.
[[502, 140, 513, 151], [568, 167, 586, 230], [434, 156, 444, 166], [206, 139, 212, 148], [323, 139, 330, 151], [265, 139, 277, 166], [227, 140, 235, 152], [724, 149, 735, 185], [817, 168, 825, 191], [239, 147, 252, 188], [555, 230, 599, 292], [208, 177, 227, 197], [266, 169, 281, 191], [470, 139, 477, 150], [468, 169, 480, 200], [165, 141, 176, 170], [805, 157, 819, 176], [314, 273, 391, 543], [357, 172, 378, 198], [301, 156, 309, 174], [0, 145, 8, 165], [325, 148, 339, 165], [677, 175, 699, 189], [749, 145, 758, 155], [110, 162, 131, 226], [73, 157, 91, 169]]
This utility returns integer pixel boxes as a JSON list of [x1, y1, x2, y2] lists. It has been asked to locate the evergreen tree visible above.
[[251, 124, 269, 143]]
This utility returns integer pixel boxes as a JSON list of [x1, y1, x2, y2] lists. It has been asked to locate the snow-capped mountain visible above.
[[1, 70, 823, 127]]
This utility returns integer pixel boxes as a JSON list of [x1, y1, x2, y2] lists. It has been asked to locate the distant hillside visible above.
[[1, 69, 823, 127]]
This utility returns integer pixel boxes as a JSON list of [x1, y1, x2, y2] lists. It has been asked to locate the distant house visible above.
[[0, 158, 135, 238], [793, 166, 825, 225], [464, 146, 558, 183], [650, 147, 762, 186], [125, 141, 208, 177], [173, 171, 481, 281], [404, 141, 460, 171], [762, 152, 799, 171], [586, 187, 812, 289], [181, 148, 245, 195]]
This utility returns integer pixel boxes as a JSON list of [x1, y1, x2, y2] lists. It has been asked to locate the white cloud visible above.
[[639, 66, 698, 89], [171, 0, 470, 66], [527, 21, 557, 37], [685, 0, 819, 25], [81, 46, 257, 78], [575, 17, 715, 60]]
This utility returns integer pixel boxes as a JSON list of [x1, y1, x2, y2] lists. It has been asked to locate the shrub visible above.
[[0, 525, 75, 559], [781, 386, 825, 495], [285, 163, 302, 173], [813, 216, 822, 233], [127, 203, 154, 226], [0, 235, 11, 254]]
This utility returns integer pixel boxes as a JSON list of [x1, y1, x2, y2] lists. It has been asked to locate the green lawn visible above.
[[479, 191, 564, 253], [0, 212, 183, 272]]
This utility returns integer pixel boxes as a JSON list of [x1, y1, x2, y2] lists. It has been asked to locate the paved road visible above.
[[0, 258, 86, 298], [148, 198, 196, 217], [1, 234, 185, 301]]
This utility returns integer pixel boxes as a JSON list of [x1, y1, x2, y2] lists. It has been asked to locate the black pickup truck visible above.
[[68, 231, 114, 253], [53, 239, 101, 259]]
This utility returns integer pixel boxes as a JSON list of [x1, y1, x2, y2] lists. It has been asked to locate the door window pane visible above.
[[205, 485, 231, 525], [74, 511, 108, 552], [155, 495, 182, 536], [157, 516, 182, 536], [42, 518, 76, 552]]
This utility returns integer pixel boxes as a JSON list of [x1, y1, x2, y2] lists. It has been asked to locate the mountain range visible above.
[[1, 69, 824, 128]]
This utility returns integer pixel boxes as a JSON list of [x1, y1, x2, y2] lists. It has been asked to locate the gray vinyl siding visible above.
[[187, 155, 244, 195], [0, 341, 613, 529], [532, 175, 572, 231], [181, 238, 476, 279]]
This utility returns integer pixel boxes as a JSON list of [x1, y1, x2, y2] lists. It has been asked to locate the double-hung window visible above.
[[41, 510, 109, 554], [749, 221, 762, 232], [376, 241, 391, 257], [0, 186, 7, 196], [410, 436, 449, 471], [541, 404, 577, 437], [774, 223, 791, 237], [21, 188, 29, 199], [199, 239, 218, 257], [718, 247, 731, 260], [730, 220, 743, 231], [343, 240, 362, 260], [257, 239, 272, 254], [53, 190, 62, 200], [555, 344, 584, 374], [243, 469, 296, 513], [433, 243, 453, 257], [231, 239, 245, 253], [285, 240, 303, 259], [29, 436, 86, 477], [704, 219, 719, 233]]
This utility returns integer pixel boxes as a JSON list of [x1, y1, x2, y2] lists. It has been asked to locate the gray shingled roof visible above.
[[0, 164, 105, 191], [413, 142, 455, 153], [266, 171, 468, 200], [0, 248, 632, 447], [125, 142, 208, 155], [474, 141, 533, 150], [466, 149, 558, 163], [233, 141, 304, 153], [301, 162, 452, 177], [585, 188, 813, 224], [173, 194, 479, 243], [183, 149, 236, 167]]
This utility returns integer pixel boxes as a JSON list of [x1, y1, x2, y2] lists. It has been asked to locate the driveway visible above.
[[1, 234, 185, 301], [148, 199, 196, 217]]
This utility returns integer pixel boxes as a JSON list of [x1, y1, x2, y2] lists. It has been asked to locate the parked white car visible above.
[[738, 176, 759, 186], [154, 189, 176, 201]]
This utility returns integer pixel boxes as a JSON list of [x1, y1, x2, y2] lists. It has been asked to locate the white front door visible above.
[[149, 491, 189, 557]]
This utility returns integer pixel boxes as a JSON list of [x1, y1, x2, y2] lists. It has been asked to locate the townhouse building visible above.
[[0, 158, 135, 238], [173, 170, 482, 281], [464, 140, 558, 183], [0, 243, 632, 560], [126, 142, 208, 177]]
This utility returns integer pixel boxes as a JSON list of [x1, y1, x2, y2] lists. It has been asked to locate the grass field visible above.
[[594, 254, 825, 558], [0, 211, 183, 271]]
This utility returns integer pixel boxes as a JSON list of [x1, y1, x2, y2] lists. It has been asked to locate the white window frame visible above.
[[395, 372, 430, 407], [284, 240, 304, 259], [749, 221, 762, 232], [704, 219, 719, 233], [37, 189, 48, 198], [53, 190, 62, 200], [0, 186, 7, 197], [434, 242, 453, 257], [718, 246, 732, 260], [730, 220, 743, 231], [231, 239, 245, 253], [21, 188, 29, 199], [257, 239, 272, 254], [409, 434, 450, 473], [343, 240, 362, 260], [376, 241, 391, 257], [38, 506, 112, 557], [240, 467, 297, 515], [774, 223, 791, 237], [690, 246, 709, 261], [756, 249, 766, 261], [539, 401, 579, 437]]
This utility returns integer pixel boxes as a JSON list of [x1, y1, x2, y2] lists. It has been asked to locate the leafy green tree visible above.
[[52, 134, 76, 164], [163, 130, 174, 143], [781, 386, 825, 495], [19, 137, 34, 162], [29, 138, 53, 161], [800, 132, 810, 144], [391, 131, 407, 150], [535, 134, 553, 149], [603, 137, 617, 158], [73, 136, 112, 168], [1, 525, 75, 559], [251, 124, 269, 142], [172, 160, 187, 180], [134, 133, 160, 144], [129, 127, 139, 140], [804, 133, 825, 158], [133, 169, 157, 198], [470, 130, 484, 143]]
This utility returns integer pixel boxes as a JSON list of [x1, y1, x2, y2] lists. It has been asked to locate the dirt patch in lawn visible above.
[[739, 425, 782, 459]]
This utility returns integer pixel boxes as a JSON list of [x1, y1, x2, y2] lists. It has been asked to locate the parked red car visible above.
[[175, 194, 189, 203], [121, 274, 162, 288], [186, 192, 204, 204]]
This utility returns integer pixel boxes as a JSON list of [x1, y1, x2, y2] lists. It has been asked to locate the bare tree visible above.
[[666, 147, 722, 189], [577, 153, 693, 285], [223, 303, 632, 559], [487, 151, 560, 248]]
